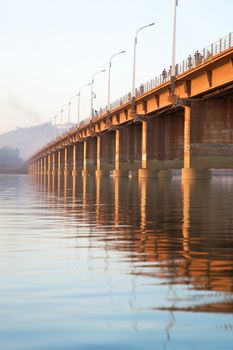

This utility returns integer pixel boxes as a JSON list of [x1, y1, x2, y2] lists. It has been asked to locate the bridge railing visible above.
[[34, 32, 233, 151], [91, 32, 232, 116]]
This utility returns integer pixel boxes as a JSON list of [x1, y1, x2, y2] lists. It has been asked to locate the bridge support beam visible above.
[[64, 147, 68, 176], [139, 121, 157, 178], [47, 154, 51, 175], [113, 129, 129, 177], [40, 158, 43, 176], [72, 144, 77, 176], [82, 140, 88, 176], [96, 136, 110, 177], [82, 138, 97, 176], [51, 153, 56, 176], [182, 106, 207, 180], [57, 150, 61, 176], [43, 156, 47, 176]]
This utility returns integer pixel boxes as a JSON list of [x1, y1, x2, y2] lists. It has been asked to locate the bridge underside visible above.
[[30, 92, 233, 180]]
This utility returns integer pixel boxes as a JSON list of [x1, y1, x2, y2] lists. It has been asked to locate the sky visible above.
[[0, 0, 232, 134]]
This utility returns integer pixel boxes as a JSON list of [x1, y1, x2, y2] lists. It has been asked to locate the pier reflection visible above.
[[37, 174, 233, 314]]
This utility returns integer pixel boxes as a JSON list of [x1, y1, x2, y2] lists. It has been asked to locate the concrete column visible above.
[[37, 160, 40, 175], [82, 140, 88, 176], [96, 136, 109, 177], [139, 121, 157, 178], [40, 158, 43, 175], [64, 147, 68, 176], [72, 144, 77, 176], [113, 129, 128, 177], [52, 153, 56, 176], [96, 136, 101, 175], [47, 154, 51, 175], [182, 106, 210, 180], [57, 150, 61, 176], [43, 156, 47, 176], [184, 106, 191, 169]]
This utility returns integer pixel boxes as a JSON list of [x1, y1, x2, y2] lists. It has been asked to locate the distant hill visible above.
[[0, 122, 73, 160]]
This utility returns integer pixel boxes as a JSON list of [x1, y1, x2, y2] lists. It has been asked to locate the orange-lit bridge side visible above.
[[28, 45, 233, 180]]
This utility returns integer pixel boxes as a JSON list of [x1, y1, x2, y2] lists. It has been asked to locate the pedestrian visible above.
[[140, 84, 144, 94], [168, 65, 172, 78], [194, 50, 202, 65], [162, 68, 167, 83], [206, 50, 212, 60], [187, 54, 192, 69]]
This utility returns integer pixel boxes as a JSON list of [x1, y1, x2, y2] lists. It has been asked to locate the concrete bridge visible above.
[[28, 33, 233, 180]]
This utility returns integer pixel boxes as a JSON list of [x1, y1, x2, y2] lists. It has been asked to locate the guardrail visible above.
[[31, 32, 233, 159], [102, 32, 233, 114]]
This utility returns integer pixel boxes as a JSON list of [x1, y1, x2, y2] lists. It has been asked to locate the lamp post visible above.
[[68, 101, 71, 131], [54, 114, 58, 140], [60, 108, 63, 136], [90, 69, 106, 120], [131, 22, 155, 108], [78, 83, 91, 126], [67, 94, 78, 131], [171, 0, 178, 95], [107, 50, 126, 112]]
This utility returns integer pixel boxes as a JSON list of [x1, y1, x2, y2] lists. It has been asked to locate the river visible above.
[[0, 174, 232, 349]]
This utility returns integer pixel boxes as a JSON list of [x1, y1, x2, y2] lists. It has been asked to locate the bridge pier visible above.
[[181, 98, 233, 180], [47, 154, 51, 175], [72, 143, 84, 176], [64, 147, 68, 176], [96, 136, 108, 177], [82, 138, 97, 176], [43, 156, 47, 176], [182, 106, 208, 180], [96, 132, 115, 177], [82, 140, 88, 176], [39, 158, 42, 175], [113, 124, 142, 177], [51, 152, 56, 176], [113, 129, 128, 177], [57, 150, 61, 176], [139, 120, 157, 178], [72, 144, 77, 176]]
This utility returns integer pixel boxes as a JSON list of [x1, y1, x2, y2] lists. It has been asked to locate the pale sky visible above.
[[0, 0, 232, 134]]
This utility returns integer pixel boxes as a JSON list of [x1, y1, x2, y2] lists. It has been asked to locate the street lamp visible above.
[[78, 83, 91, 126], [171, 0, 178, 95], [68, 101, 71, 131], [67, 94, 78, 131], [60, 108, 63, 136], [90, 69, 106, 120], [54, 114, 58, 140], [107, 50, 126, 112], [132, 22, 155, 101]]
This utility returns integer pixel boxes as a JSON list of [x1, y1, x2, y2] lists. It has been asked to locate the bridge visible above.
[[28, 33, 233, 180]]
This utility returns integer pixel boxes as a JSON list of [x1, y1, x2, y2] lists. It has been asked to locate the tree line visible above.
[[0, 147, 23, 166]]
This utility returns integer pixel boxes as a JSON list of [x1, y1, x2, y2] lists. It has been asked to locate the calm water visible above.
[[0, 174, 233, 350]]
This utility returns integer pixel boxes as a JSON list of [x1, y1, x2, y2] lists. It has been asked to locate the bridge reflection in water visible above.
[[2, 173, 231, 349], [34, 173, 233, 313]]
